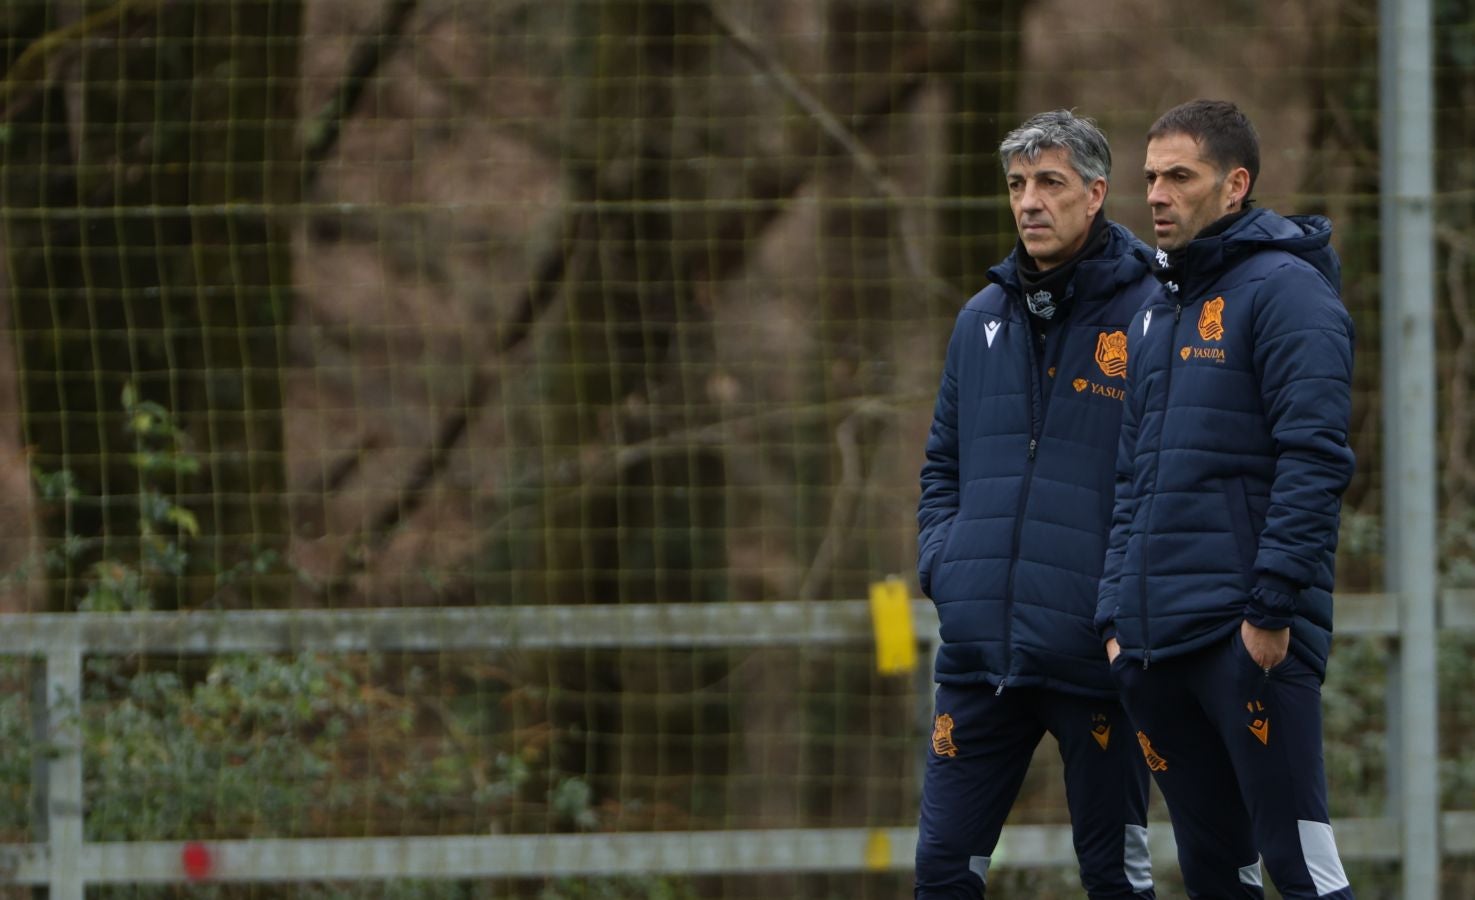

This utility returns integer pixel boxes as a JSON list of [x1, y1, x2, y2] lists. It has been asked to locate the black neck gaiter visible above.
[[1015, 212, 1109, 322], [1151, 208, 1253, 295]]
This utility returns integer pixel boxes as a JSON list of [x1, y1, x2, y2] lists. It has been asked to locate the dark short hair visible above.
[[999, 109, 1112, 184], [1148, 99, 1260, 202]]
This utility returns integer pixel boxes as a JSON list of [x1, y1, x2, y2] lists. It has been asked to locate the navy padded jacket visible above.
[[1094, 209, 1355, 680], [917, 222, 1168, 697]]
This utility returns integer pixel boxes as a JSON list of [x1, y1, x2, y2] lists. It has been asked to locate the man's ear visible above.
[[1225, 167, 1251, 211], [1087, 177, 1108, 217]]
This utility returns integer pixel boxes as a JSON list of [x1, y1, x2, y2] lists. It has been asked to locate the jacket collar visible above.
[[986, 220, 1151, 309], [1170, 207, 1339, 297]]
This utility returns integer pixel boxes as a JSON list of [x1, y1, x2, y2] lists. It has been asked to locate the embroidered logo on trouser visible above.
[[1246, 700, 1270, 745], [1136, 731, 1167, 771], [932, 713, 958, 757]]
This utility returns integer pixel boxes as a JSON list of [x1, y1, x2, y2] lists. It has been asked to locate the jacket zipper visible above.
[[998, 313, 1053, 694], [1137, 300, 1183, 669]]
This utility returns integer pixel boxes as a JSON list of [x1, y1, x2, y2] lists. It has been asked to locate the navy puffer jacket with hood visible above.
[[1094, 208, 1355, 680], [917, 221, 1168, 698]]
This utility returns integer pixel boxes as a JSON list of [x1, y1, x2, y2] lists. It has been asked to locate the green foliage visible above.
[[0, 662, 34, 840], [1336, 509, 1381, 560], [1334, 507, 1475, 588], [78, 652, 538, 842], [25, 383, 290, 610], [1441, 633, 1475, 808], [80, 384, 200, 611], [93, 879, 702, 900], [549, 776, 599, 830], [538, 876, 698, 900], [0, 647, 579, 898], [1321, 636, 1390, 817], [1443, 511, 1475, 588], [1437, 0, 1475, 70], [84, 653, 362, 840], [81, 562, 154, 614], [94, 879, 486, 899], [0, 394, 589, 897], [23, 383, 204, 612], [31, 466, 80, 503]]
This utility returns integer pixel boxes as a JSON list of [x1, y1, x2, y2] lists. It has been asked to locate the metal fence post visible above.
[[1379, 0, 1439, 894], [44, 647, 84, 900]]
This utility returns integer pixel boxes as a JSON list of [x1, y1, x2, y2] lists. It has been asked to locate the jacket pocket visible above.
[[918, 523, 956, 599], [1223, 477, 1258, 576]]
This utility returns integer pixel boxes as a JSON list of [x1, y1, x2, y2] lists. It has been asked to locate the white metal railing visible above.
[[4, 591, 1472, 896]]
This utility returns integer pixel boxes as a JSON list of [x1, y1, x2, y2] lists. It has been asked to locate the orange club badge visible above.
[[932, 713, 959, 758], [1095, 330, 1128, 378], [1198, 296, 1225, 341]]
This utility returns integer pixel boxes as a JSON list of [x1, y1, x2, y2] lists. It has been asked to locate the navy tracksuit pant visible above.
[[1112, 629, 1354, 899], [914, 683, 1155, 899]]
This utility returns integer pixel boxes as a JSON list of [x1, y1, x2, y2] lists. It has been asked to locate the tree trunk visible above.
[[502, 0, 734, 828], [934, 0, 1027, 307], [1298, 0, 1379, 588], [0, 1, 299, 610], [1434, 0, 1475, 528]]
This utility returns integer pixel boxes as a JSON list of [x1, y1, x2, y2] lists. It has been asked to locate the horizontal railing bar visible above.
[[1332, 592, 1398, 635], [1446, 811, 1475, 855], [0, 815, 1467, 884], [0, 591, 1463, 656], [0, 602, 877, 655], [1445, 590, 1475, 631]]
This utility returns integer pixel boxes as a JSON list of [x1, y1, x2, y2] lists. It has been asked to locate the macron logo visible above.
[[984, 320, 1001, 347]]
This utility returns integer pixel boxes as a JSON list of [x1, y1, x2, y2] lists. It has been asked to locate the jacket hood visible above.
[[1183, 207, 1340, 294], [985, 220, 1153, 302]]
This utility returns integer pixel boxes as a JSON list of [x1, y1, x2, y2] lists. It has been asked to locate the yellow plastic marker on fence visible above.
[[869, 577, 918, 674], [864, 828, 892, 871]]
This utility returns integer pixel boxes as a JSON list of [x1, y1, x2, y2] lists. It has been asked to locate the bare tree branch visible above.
[[318, 214, 593, 601], [699, 0, 955, 304], [1439, 225, 1475, 521], [0, 0, 160, 122], [303, 0, 421, 181], [797, 409, 865, 602], [477, 393, 922, 546], [366, 211, 589, 524], [321, 33, 944, 599]]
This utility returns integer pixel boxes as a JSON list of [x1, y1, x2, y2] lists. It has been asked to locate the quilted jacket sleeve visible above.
[[917, 316, 964, 600], [1246, 264, 1355, 628]]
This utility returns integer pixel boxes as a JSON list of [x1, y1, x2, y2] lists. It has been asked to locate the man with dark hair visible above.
[[915, 109, 1163, 899], [1097, 98, 1356, 898]]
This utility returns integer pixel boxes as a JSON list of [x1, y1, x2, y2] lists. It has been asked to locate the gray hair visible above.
[[998, 110, 1112, 184]]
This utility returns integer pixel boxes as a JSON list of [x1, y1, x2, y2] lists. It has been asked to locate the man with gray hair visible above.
[[915, 110, 1167, 898]]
